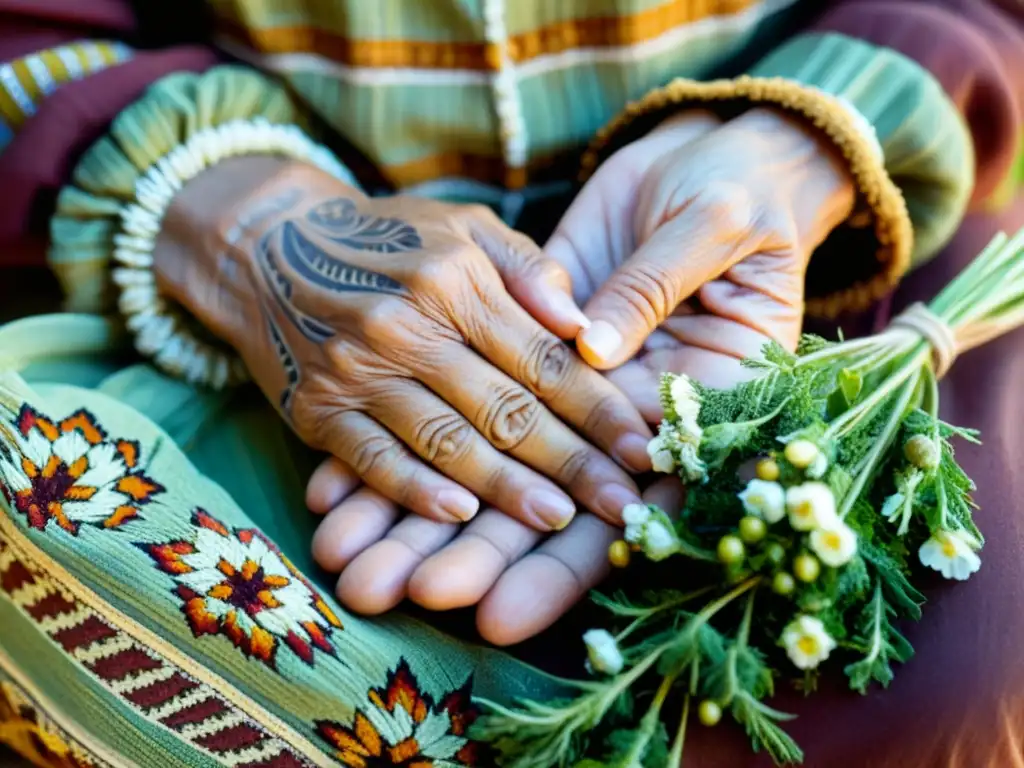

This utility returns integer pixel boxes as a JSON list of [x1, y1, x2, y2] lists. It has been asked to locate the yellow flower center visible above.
[[797, 636, 819, 656], [795, 501, 813, 519], [822, 532, 842, 551], [749, 494, 765, 507], [941, 537, 958, 558]]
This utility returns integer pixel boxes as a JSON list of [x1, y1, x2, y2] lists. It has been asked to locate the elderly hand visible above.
[[155, 160, 651, 534], [551, 107, 855, 417], [304, 108, 856, 645]]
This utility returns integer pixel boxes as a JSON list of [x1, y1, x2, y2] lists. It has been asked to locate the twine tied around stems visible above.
[[889, 303, 958, 379]]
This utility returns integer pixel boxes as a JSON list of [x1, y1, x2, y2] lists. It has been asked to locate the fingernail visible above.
[[613, 433, 654, 473], [525, 489, 576, 530], [549, 291, 591, 331], [437, 489, 480, 522], [578, 321, 622, 366], [596, 484, 642, 523]]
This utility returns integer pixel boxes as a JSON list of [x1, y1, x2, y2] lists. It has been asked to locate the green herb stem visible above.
[[838, 376, 920, 521], [620, 673, 677, 767], [826, 347, 927, 440], [615, 586, 718, 644]]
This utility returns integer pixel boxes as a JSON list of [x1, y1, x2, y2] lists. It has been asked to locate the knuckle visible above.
[[477, 387, 541, 451], [695, 181, 756, 235], [348, 433, 402, 478], [520, 333, 576, 397], [355, 297, 415, 346], [581, 391, 623, 437], [605, 264, 677, 327], [554, 446, 596, 487], [407, 247, 481, 293], [323, 340, 371, 388], [412, 413, 475, 464]]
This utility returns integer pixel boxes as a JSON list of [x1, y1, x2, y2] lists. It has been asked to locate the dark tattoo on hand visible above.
[[248, 195, 422, 414], [266, 313, 300, 413], [306, 198, 422, 253]]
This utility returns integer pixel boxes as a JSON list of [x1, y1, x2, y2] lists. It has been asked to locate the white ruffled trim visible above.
[[112, 118, 348, 389]]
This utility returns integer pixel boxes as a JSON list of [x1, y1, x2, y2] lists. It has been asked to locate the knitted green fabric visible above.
[[49, 66, 360, 314], [750, 32, 975, 269]]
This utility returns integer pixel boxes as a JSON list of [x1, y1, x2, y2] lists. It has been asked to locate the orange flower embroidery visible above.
[[317, 661, 486, 767], [0, 405, 162, 534], [144, 510, 342, 667]]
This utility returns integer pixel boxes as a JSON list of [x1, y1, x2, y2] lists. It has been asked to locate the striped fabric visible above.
[[0, 41, 133, 147], [208, 0, 806, 204]]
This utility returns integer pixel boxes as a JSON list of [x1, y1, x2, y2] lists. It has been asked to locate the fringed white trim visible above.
[[112, 118, 348, 389]]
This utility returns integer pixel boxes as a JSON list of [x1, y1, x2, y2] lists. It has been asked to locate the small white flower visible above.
[[647, 435, 676, 474], [918, 529, 982, 581], [670, 374, 701, 423], [806, 451, 829, 479], [786, 482, 838, 531], [781, 615, 836, 671], [678, 442, 707, 484], [810, 522, 858, 567], [583, 629, 624, 675], [738, 479, 786, 524], [622, 504, 651, 527], [642, 520, 680, 561]]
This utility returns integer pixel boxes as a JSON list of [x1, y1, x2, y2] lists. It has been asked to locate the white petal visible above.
[[178, 567, 228, 595], [22, 429, 53, 467], [52, 431, 90, 465], [61, 487, 125, 522], [0, 458, 32, 492], [78, 443, 127, 488]]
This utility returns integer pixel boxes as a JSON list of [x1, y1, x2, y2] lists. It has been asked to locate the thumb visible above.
[[469, 210, 590, 340], [576, 213, 744, 369]]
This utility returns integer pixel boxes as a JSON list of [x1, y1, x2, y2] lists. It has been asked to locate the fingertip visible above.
[[335, 541, 414, 615], [305, 457, 359, 514], [476, 558, 578, 645], [576, 320, 624, 369]]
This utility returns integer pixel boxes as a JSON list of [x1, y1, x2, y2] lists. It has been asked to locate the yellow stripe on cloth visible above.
[[0, 41, 133, 135]]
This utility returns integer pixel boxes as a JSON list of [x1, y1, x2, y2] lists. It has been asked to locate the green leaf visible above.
[[730, 691, 804, 765], [603, 723, 670, 768], [862, 549, 925, 621], [844, 583, 915, 693]]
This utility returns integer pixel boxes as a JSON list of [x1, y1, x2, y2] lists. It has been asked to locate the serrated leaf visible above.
[[844, 583, 915, 693], [861, 543, 925, 620]]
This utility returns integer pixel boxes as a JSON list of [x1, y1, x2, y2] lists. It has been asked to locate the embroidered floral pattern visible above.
[[0, 406, 163, 534], [144, 509, 342, 667], [316, 661, 485, 767]]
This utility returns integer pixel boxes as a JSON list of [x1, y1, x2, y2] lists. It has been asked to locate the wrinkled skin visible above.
[[301, 108, 855, 644]]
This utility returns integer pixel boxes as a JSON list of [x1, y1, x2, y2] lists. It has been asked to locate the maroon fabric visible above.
[[0, 0, 217, 265], [0, 45, 218, 263], [818, 0, 1024, 206]]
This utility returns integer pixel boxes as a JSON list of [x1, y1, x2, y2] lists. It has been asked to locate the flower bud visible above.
[[772, 572, 796, 595], [793, 553, 821, 583], [608, 540, 631, 568], [717, 535, 746, 565], [583, 629, 624, 675], [739, 516, 767, 544], [904, 435, 940, 471], [698, 700, 723, 727], [784, 440, 820, 470], [755, 457, 780, 481]]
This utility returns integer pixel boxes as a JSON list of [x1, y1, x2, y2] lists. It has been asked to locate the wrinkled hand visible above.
[[304, 109, 855, 645], [156, 160, 650, 533], [549, 108, 855, 418]]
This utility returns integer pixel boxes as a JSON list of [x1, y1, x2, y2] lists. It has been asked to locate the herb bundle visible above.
[[475, 228, 1024, 767]]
